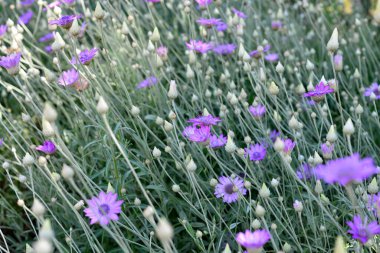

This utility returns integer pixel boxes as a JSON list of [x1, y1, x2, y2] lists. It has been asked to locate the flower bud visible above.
[[225, 135, 237, 153], [343, 118, 355, 136], [74, 200, 84, 210], [94, 2, 105, 20], [172, 184, 180, 192], [186, 159, 197, 172], [23, 153, 34, 166], [333, 236, 347, 253], [259, 184, 270, 198], [130, 105, 140, 116], [255, 204, 266, 217], [96, 96, 109, 115], [327, 125, 338, 143], [368, 177, 378, 194], [315, 180, 323, 194], [31, 199, 46, 216], [274, 138, 284, 152], [293, 200, 303, 212], [152, 147, 161, 158], [156, 218, 173, 242], [61, 164, 75, 180], [43, 103, 57, 122], [327, 28, 339, 52], [150, 27, 160, 42], [42, 119, 55, 137], [167, 80, 178, 99]]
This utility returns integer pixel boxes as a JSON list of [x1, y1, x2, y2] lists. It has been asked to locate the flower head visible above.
[[304, 81, 334, 102], [232, 8, 247, 19], [347, 215, 380, 244], [156, 46, 168, 59], [236, 229, 271, 249], [249, 104, 266, 119], [36, 140, 56, 155], [0, 138, 4, 147], [269, 130, 280, 142], [58, 69, 79, 86], [209, 134, 227, 148], [20, 0, 34, 7], [364, 83, 380, 100], [214, 176, 246, 203], [186, 40, 212, 54], [321, 143, 334, 159], [282, 138, 296, 155], [196, 18, 223, 28], [183, 125, 211, 143], [271, 20, 283, 30], [188, 115, 221, 126], [245, 144, 266, 161], [264, 53, 279, 62], [45, 45, 53, 54], [136, 76, 158, 89], [216, 22, 228, 31], [0, 53, 22, 75], [84, 191, 124, 226], [315, 153, 377, 186], [296, 164, 315, 180], [249, 44, 270, 58], [195, 0, 212, 8], [71, 48, 98, 65], [18, 10, 34, 25], [49, 15, 81, 29], [213, 44, 236, 55], [0, 25, 7, 38], [38, 32, 54, 42]]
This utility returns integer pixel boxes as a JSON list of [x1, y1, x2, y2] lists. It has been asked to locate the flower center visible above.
[[98, 204, 110, 215], [224, 183, 234, 194], [252, 152, 261, 159]]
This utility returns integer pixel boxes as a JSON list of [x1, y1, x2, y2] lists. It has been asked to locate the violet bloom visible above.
[[304, 81, 334, 102], [321, 143, 334, 159], [49, 15, 81, 29], [186, 40, 212, 54], [282, 138, 296, 155], [213, 44, 236, 55], [20, 0, 34, 7], [58, 68, 79, 86], [315, 153, 377, 186], [334, 54, 343, 71], [84, 191, 124, 226], [209, 134, 227, 148], [249, 44, 270, 58], [249, 104, 266, 119], [236, 230, 271, 250], [0, 25, 7, 38], [269, 130, 280, 142], [183, 125, 211, 143], [196, 18, 222, 28], [36, 140, 57, 155], [0, 53, 22, 75], [364, 83, 380, 100], [18, 10, 34, 25], [367, 194, 380, 216], [216, 22, 228, 32], [245, 144, 266, 161], [71, 48, 98, 65], [296, 164, 315, 180], [43, 1, 62, 11], [271, 20, 283, 30], [136, 76, 158, 89], [347, 215, 380, 244], [188, 115, 221, 126], [0, 138, 3, 147], [38, 33, 54, 42], [156, 46, 168, 60], [264, 53, 279, 62], [214, 176, 246, 203], [195, 0, 212, 8], [44, 45, 53, 54], [232, 8, 247, 19]]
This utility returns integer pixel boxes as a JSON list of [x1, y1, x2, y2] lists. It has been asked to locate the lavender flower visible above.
[[38, 33, 54, 42], [315, 153, 377, 186], [183, 125, 211, 143], [209, 134, 227, 148], [282, 138, 296, 155], [249, 44, 271, 58], [0, 25, 7, 38], [49, 15, 81, 29], [296, 164, 315, 180], [216, 22, 228, 31], [212, 44, 236, 55], [196, 18, 223, 28], [232, 8, 247, 19], [188, 115, 221, 126], [367, 194, 380, 216], [0, 138, 4, 147], [44, 45, 53, 54], [18, 10, 34, 25], [58, 69, 79, 86], [156, 46, 168, 60], [84, 191, 124, 226], [236, 229, 271, 250], [364, 83, 380, 99], [20, 0, 34, 7], [71, 48, 98, 65], [264, 53, 279, 62], [36, 140, 57, 155], [195, 0, 212, 8], [0, 53, 22, 75], [347, 215, 380, 244], [186, 40, 212, 54], [321, 143, 334, 159], [249, 104, 266, 119], [271, 20, 283, 30], [269, 130, 280, 142], [304, 81, 334, 102], [334, 54, 343, 71], [136, 76, 158, 89], [214, 176, 246, 203], [245, 144, 266, 161]]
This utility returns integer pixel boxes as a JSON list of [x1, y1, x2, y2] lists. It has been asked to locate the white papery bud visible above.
[[293, 200, 303, 212], [156, 218, 173, 242], [186, 159, 197, 172], [31, 199, 46, 216], [130, 105, 140, 116], [42, 119, 55, 137], [164, 121, 173, 131], [23, 153, 35, 166], [33, 239, 53, 253], [327, 28, 339, 52], [150, 27, 160, 42], [343, 118, 355, 136], [306, 60, 314, 71], [225, 135, 237, 153], [255, 204, 266, 217], [276, 62, 284, 73], [289, 116, 300, 130], [172, 184, 180, 192], [368, 178, 379, 194], [315, 180, 323, 194], [168, 80, 178, 99], [210, 178, 218, 187], [61, 164, 75, 180], [96, 96, 109, 115], [69, 19, 80, 36], [271, 178, 279, 187], [274, 138, 284, 152], [313, 151, 323, 165], [94, 2, 105, 20], [333, 236, 347, 253], [152, 147, 161, 158], [74, 200, 84, 210], [259, 184, 270, 198], [43, 103, 57, 122], [39, 219, 54, 240], [51, 32, 65, 51], [327, 125, 338, 142]]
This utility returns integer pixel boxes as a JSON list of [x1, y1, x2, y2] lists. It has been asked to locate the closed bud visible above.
[[42, 119, 55, 137], [168, 80, 178, 99], [61, 164, 75, 180], [31, 199, 46, 216], [327, 125, 338, 142], [315, 180, 323, 194], [259, 183, 270, 198], [225, 135, 237, 153], [268, 82, 279, 95], [343, 118, 355, 136], [23, 153, 35, 166], [186, 159, 197, 172], [69, 19, 80, 36], [152, 147, 161, 158], [150, 27, 160, 42], [164, 121, 173, 131], [276, 62, 284, 73], [96, 96, 109, 115], [130, 105, 140, 116], [368, 177, 378, 194], [43, 103, 57, 122], [327, 28, 339, 52], [156, 218, 173, 242], [333, 236, 347, 253], [255, 204, 266, 217], [94, 2, 105, 20], [293, 200, 303, 212], [74, 200, 84, 210], [274, 138, 284, 152]]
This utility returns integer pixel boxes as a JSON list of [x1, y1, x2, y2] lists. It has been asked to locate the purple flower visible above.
[[36, 140, 57, 155], [0, 25, 7, 37], [264, 53, 279, 62], [183, 125, 211, 143], [236, 229, 271, 250], [249, 104, 266, 119], [209, 134, 227, 148], [315, 154, 377, 186], [216, 22, 228, 31], [18, 10, 34, 25], [78, 21, 87, 38], [44, 45, 53, 54], [367, 194, 380, 215], [58, 69, 79, 86], [186, 40, 212, 54], [71, 48, 98, 65], [347, 215, 380, 244], [38, 33, 54, 42], [156, 46, 168, 59], [84, 191, 124, 226], [0, 53, 22, 75], [196, 18, 222, 28], [321, 143, 334, 159], [195, 0, 212, 8], [0, 138, 4, 147], [232, 8, 247, 19], [269, 130, 280, 142], [188, 115, 221, 126], [245, 144, 266, 161], [304, 81, 334, 102], [249, 44, 271, 58], [136, 76, 158, 89], [334, 54, 343, 70], [214, 176, 246, 203], [296, 164, 315, 180], [49, 15, 81, 29], [271, 20, 283, 30], [282, 138, 295, 155], [43, 1, 62, 11], [20, 0, 34, 6], [213, 44, 236, 55], [364, 83, 380, 100]]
